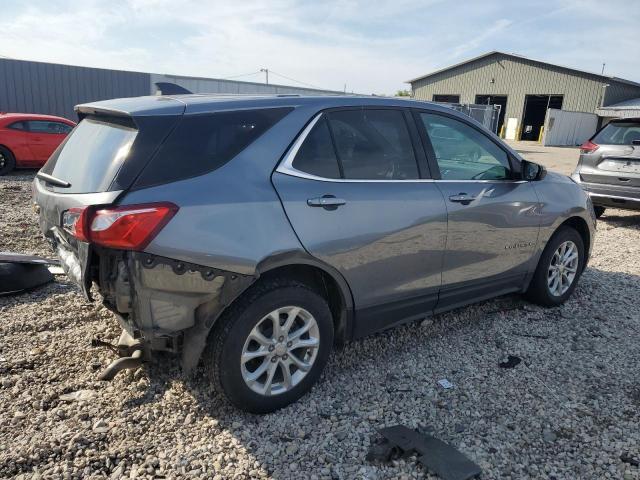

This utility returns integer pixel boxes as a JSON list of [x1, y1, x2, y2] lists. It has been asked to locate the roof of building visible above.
[[406, 51, 640, 88]]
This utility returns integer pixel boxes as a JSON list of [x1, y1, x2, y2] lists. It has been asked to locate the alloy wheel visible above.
[[0, 153, 5, 169], [547, 240, 579, 296], [240, 306, 320, 396]]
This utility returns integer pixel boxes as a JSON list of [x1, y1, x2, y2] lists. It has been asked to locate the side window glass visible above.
[[8, 121, 25, 130], [420, 113, 511, 180], [328, 109, 419, 180], [292, 117, 341, 179]]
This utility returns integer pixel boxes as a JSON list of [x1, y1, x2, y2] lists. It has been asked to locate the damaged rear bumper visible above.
[[55, 240, 255, 373]]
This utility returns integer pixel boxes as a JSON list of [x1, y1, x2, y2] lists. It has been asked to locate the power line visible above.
[[268, 70, 324, 90], [220, 70, 262, 80]]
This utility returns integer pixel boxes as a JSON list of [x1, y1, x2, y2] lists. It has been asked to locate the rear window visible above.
[[593, 121, 640, 145], [41, 117, 137, 193], [134, 107, 293, 188]]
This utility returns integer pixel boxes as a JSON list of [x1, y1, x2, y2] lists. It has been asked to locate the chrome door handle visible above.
[[307, 195, 346, 210], [448, 193, 476, 205]]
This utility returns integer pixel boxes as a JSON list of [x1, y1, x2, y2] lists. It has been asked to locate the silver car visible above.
[[32, 95, 595, 412], [572, 118, 640, 217]]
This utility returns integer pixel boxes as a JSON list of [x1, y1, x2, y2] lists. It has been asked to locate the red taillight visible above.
[[63, 207, 91, 242], [63, 202, 178, 250], [580, 140, 599, 154]]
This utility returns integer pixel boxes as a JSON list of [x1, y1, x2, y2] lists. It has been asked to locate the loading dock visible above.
[[521, 95, 563, 140]]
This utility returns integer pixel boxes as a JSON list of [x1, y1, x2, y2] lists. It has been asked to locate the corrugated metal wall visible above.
[[0, 58, 344, 121], [150, 74, 342, 96], [410, 53, 640, 125], [0, 58, 150, 120]]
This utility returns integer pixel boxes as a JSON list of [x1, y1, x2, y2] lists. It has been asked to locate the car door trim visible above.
[[277, 111, 528, 184]]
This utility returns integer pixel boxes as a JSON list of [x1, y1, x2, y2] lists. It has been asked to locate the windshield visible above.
[[592, 121, 640, 146], [41, 117, 138, 193]]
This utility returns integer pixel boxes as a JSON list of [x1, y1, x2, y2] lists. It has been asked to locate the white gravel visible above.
[[1, 171, 639, 480]]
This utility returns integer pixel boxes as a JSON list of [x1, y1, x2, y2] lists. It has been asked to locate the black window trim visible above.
[[277, 106, 432, 182], [411, 108, 524, 182]]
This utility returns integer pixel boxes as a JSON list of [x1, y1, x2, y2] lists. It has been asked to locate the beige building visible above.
[[408, 51, 640, 141]]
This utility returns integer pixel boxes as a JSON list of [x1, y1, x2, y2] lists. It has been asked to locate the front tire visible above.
[[0, 146, 16, 175], [526, 226, 585, 307], [203, 279, 334, 413]]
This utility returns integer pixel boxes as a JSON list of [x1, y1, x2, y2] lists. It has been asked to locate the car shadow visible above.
[[114, 263, 640, 477], [599, 210, 640, 229]]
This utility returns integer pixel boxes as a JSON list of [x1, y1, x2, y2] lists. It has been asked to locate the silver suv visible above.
[[572, 118, 640, 217], [33, 95, 595, 412]]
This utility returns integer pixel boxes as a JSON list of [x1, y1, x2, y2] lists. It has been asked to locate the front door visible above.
[[273, 108, 448, 336], [415, 110, 540, 311]]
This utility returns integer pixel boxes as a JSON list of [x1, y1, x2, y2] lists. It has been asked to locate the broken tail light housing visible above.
[[63, 202, 178, 250], [579, 140, 599, 154]]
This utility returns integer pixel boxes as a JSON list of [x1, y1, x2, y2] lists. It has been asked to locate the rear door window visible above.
[[41, 117, 138, 193], [327, 109, 419, 180], [419, 112, 511, 180], [291, 117, 341, 179], [135, 107, 293, 188], [593, 121, 640, 145]]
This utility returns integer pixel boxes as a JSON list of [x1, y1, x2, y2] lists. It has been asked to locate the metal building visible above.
[[408, 51, 640, 142], [0, 58, 343, 121]]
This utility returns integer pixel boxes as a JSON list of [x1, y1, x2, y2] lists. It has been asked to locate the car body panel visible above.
[[434, 180, 541, 306], [31, 94, 595, 372], [272, 171, 448, 314], [0, 113, 75, 168]]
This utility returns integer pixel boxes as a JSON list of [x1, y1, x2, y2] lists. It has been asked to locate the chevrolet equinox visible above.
[[33, 95, 596, 413]]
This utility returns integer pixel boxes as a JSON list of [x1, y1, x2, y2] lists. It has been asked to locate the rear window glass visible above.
[[42, 117, 137, 193], [292, 117, 341, 179], [593, 121, 640, 145], [135, 107, 293, 187], [328, 109, 419, 180]]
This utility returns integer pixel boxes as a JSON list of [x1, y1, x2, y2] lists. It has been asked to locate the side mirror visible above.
[[521, 160, 546, 181]]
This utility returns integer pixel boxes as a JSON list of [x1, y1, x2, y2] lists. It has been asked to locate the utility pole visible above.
[[601, 63, 605, 75], [260, 68, 269, 85]]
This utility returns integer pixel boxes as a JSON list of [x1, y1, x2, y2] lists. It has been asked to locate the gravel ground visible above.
[[1, 170, 639, 480]]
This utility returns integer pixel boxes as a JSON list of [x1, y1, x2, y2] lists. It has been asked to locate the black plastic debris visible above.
[[0, 252, 57, 295], [620, 452, 640, 467], [370, 425, 482, 480], [499, 355, 522, 369]]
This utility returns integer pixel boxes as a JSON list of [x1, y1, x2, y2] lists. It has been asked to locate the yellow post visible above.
[[538, 125, 545, 143], [499, 124, 505, 138]]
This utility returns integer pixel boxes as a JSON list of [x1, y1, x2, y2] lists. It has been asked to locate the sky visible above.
[[0, 0, 638, 95]]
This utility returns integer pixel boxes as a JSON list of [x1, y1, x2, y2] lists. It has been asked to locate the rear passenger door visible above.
[[272, 108, 448, 336], [415, 110, 540, 310]]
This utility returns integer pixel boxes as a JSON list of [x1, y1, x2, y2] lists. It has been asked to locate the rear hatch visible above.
[[33, 98, 184, 296], [579, 120, 640, 188]]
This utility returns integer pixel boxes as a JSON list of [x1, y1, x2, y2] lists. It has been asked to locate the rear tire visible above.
[[526, 226, 585, 307], [0, 146, 16, 175], [203, 278, 334, 413], [593, 206, 605, 218]]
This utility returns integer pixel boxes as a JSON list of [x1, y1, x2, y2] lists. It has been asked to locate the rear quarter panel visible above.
[[118, 106, 321, 275]]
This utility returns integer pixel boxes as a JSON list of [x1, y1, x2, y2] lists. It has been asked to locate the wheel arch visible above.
[[255, 251, 355, 346], [558, 215, 591, 270]]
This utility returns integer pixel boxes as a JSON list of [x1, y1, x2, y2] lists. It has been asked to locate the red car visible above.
[[0, 113, 76, 175]]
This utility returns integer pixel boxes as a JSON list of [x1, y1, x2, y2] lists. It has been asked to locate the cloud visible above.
[[0, 0, 638, 95]]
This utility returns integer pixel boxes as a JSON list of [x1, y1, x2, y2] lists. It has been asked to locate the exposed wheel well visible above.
[[0, 144, 15, 156], [558, 216, 591, 268], [258, 264, 351, 346]]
